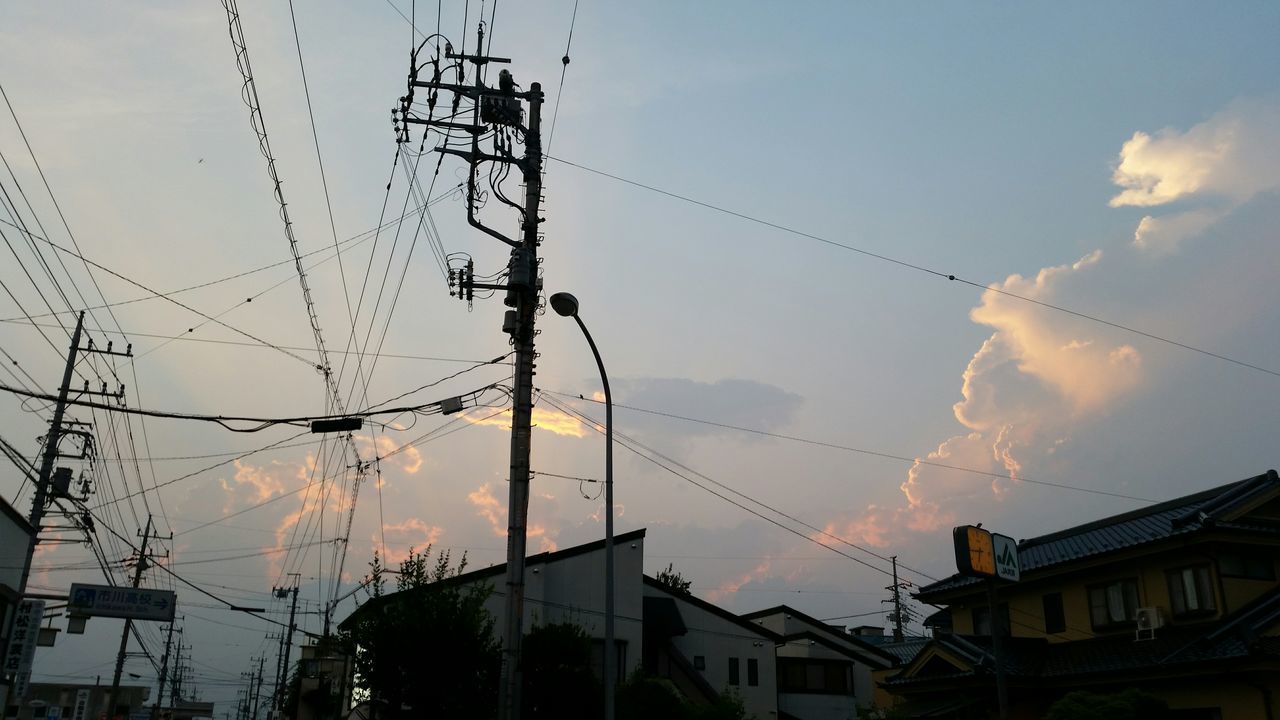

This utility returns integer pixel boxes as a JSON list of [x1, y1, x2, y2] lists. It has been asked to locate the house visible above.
[[642, 576, 779, 717], [883, 469, 1280, 719], [0, 495, 36, 712], [742, 605, 897, 719], [292, 641, 353, 720], [6, 682, 150, 720], [340, 528, 785, 716]]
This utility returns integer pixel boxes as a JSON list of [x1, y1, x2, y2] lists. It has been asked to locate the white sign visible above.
[[72, 688, 91, 720], [2, 599, 44, 700], [993, 533, 1020, 582], [69, 584, 176, 621]]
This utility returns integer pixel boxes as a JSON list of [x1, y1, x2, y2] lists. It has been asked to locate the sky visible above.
[[2, 0, 1279, 708]]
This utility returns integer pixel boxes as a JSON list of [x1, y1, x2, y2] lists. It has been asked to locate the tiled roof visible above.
[[917, 470, 1280, 599]]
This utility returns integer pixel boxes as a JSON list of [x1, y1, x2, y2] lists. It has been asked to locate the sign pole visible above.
[[987, 578, 1008, 720]]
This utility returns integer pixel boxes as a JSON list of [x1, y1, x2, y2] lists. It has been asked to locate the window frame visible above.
[[747, 657, 759, 687], [1166, 565, 1217, 618], [728, 657, 740, 686], [1219, 552, 1276, 581], [1087, 578, 1141, 630]]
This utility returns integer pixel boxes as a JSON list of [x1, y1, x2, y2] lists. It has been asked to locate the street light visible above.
[[548, 292, 615, 720]]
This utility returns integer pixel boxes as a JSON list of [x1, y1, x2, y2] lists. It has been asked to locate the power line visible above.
[[0, 318, 505, 366], [543, 0, 579, 160], [0, 380, 493, 432], [540, 389, 1155, 504], [545, 155, 1280, 381], [540, 392, 921, 582]]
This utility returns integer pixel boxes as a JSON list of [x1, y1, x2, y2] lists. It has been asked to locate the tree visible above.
[[522, 622, 602, 720], [1045, 689, 1170, 720], [655, 563, 693, 594], [339, 546, 501, 719]]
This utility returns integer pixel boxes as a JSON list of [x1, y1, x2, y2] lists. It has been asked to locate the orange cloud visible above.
[[707, 560, 773, 603], [465, 408, 587, 438], [468, 483, 505, 537], [379, 517, 444, 565]]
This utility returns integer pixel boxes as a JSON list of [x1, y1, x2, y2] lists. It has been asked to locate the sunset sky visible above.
[[2, 1, 1278, 703]]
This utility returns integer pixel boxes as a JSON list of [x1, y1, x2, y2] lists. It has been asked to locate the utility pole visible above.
[[109, 515, 168, 717], [5, 312, 129, 692], [152, 621, 177, 720], [401, 25, 545, 720], [884, 556, 907, 642], [273, 577, 300, 712], [170, 637, 184, 707], [250, 655, 264, 720]]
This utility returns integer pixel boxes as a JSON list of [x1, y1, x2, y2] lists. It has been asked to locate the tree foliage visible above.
[[522, 622, 602, 720], [615, 673, 752, 720], [339, 546, 500, 719], [1045, 689, 1170, 720], [654, 563, 693, 594]]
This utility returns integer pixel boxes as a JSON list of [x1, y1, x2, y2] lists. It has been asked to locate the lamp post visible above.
[[548, 292, 615, 720]]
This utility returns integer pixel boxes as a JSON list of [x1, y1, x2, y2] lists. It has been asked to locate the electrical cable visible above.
[[544, 155, 1280, 381], [540, 389, 1156, 504]]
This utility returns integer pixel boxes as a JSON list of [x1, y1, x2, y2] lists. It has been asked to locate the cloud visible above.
[[609, 377, 803, 440], [1132, 209, 1223, 253], [829, 251, 1145, 538], [466, 408, 588, 438], [379, 517, 444, 565], [1110, 98, 1280, 251], [467, 483, 559, 552], [218, 459, 287, 514], [964, 251, 1142, 418]]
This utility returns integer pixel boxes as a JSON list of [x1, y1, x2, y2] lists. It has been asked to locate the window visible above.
[[1167, 566, 1216, 617], [747, 658, 759, 687], [1088, 579, 1140, 629], [777, 658, 851, 694], [728, 657, 740, 685], [1220, 553, 1275, 580], [971, 603, 1009, 636], [693, 655, 705, 670], [1042, 592, 1066, 634]]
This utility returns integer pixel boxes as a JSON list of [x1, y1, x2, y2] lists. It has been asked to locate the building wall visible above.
[[947, 541, 1280, 643], [750, 612, 880, 708], [12, 684, 149, 720], [643, 585, 777, 718], [778, 693, 856, 720], [478, 536, 647, 680], [0, 502, 33, 599]]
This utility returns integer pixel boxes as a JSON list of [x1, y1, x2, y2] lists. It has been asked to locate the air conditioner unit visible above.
[[1135, 607, 1163, 641]]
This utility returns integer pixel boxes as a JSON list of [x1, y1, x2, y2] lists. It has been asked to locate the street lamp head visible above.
[[549, 292, 579, 318]]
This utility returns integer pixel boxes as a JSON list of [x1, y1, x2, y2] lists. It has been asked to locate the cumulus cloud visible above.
[[1110, 98, 1280, 251], [829, 250, 1145, 539]]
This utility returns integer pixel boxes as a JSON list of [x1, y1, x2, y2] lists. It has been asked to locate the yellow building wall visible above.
[[945, 543, 1279, 643]]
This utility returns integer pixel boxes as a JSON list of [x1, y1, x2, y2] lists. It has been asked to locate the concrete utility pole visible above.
[[273, 578, 300, 712], [885, 556, 906, 642], [109, 514, 167, 717], [250, 655, 263, 720], [5, 311, 132, 687], [401, 24, 545, 720], [152, 621, 177, 720]]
